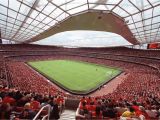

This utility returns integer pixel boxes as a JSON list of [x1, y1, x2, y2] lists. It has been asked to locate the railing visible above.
[[33, 104, 51, 120], [42, 115, 49, 120]]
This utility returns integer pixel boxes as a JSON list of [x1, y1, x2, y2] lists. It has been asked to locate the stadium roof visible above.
[[0, 0, 160, 46]]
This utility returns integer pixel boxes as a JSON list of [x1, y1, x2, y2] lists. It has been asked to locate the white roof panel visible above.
[[0, 0, 160, 45]]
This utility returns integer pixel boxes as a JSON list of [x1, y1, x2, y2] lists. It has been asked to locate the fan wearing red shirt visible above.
[[3, 92, 16, 105], [86, 96, 92, 105], [30, 96, 40, 110], [80, 96, 87, 104]]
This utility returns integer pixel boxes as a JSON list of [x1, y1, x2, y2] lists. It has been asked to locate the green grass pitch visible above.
[[28, 60, 121, 94]]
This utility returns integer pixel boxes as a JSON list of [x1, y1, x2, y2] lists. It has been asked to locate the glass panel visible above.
[[68, 5, 88, 14], [61, 0, 87, 11], [36, 23, 45, 28], [21, 0, 36, 6], [0, 20, 7, 25], [153, 6, 160, 16], [38, 29, 44, 33], [0, 14, 7, 21], [43, 17, 53, 24], [89, 4, 109, 10], [143, 8, 153, 19], [30, 10, 40, 19], [130, 0, 151, 10], [43, 25, 50, 30], [48, 20, 56, 26], [119, 0, 139, 14], [13, 24, 20, 29], [19, 4, 30, 16], [7, 23, 13, 27], [135, 21, 143, 28], [113, 6, 129, 17], [9, 0, 21, 11], [149, 0, 160, 6], [152, 23, 160, 29], [7, 17, 15, 24], [138, 31, 145, 35], [26, 18, 33, 24], [0, 6, 7, 14], [145, 30, 151, 34], [132, 13, 142, 22], [35, 0, 48, 11], [151, 28, 158, 32], [30, 20, 39, 26], [144, 25, 151, 30], [50, 0, 68, 6], [106, 5, 115, 10], [33, 27, 40, 32], [28, 25, 34, 30], [137, 27, 143, 32], [37, 13, 46, 21], [50, 8, 63, 18], [143, 19, 151, 25], [152, 17, 160, 24], [17, 14, 26, 21], [43, 3, 56, 14], [56, 12, 69, 21], [1, 0, 8, 6], [23, 23, 29, 28]]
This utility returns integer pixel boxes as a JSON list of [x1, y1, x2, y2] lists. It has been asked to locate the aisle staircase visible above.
[[60, 109, 76, 120]]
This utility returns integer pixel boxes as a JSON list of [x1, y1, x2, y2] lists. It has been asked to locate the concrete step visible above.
[[60, 109, 76, 120]]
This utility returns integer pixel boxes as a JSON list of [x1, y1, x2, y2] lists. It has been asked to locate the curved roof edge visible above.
[[25, 11, 139, 45]]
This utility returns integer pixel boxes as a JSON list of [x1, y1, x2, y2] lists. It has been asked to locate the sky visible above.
[[32, 30, 132, 48]]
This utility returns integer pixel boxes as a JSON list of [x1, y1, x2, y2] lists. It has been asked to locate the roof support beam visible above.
[[48, 0, 72, 17], [110, 0, 123, 12]]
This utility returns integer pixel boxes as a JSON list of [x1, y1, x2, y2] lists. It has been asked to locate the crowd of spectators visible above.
[[6, 61, 65, 96], [0, 44, 160, 119], [77, 47, 160, 58], [0, 57, 9, 87], [76, 95, 160, 119], [0, 85, 65, 119]]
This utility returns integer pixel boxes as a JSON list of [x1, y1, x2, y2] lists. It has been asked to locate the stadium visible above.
[[0, 0, 160, 120]]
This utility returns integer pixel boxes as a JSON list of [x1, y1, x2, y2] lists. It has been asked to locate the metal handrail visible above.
[[33, 104, 51, 120], [42, 115, 49, 120]]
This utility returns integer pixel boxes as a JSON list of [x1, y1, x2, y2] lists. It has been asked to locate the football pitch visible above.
[[28, 60, 121, 94]]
